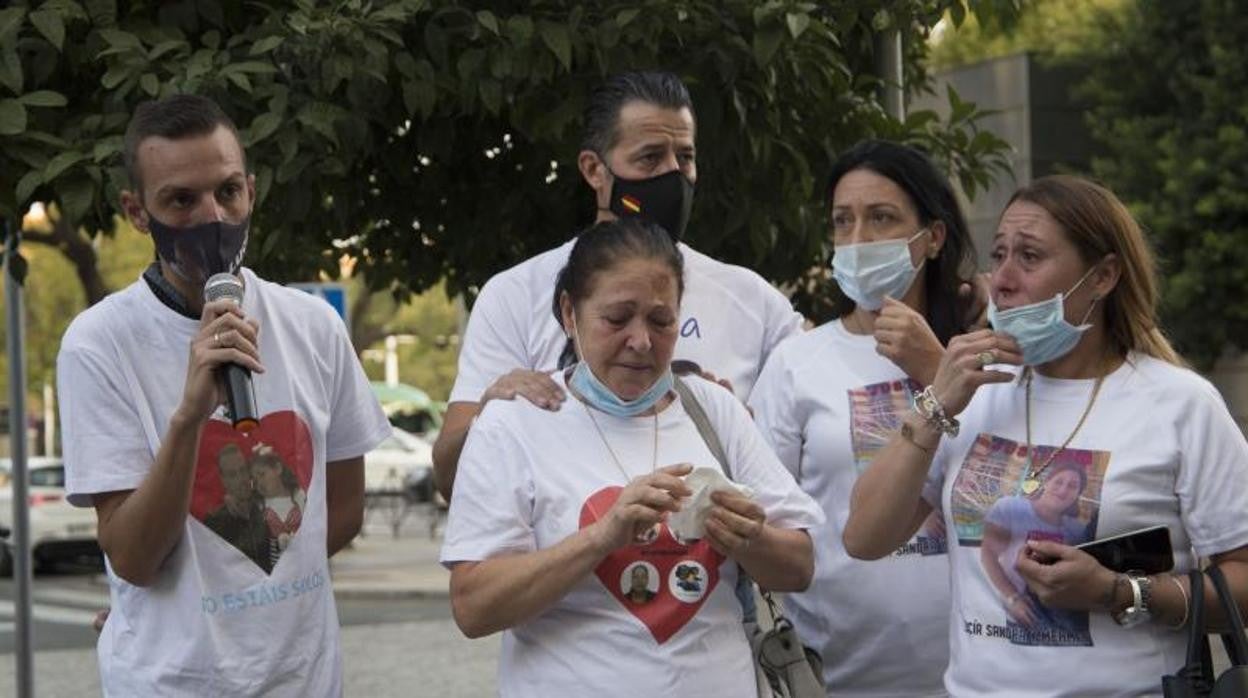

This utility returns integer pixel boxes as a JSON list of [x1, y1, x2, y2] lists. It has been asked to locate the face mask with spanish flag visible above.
[[605, 167, 695, 240]]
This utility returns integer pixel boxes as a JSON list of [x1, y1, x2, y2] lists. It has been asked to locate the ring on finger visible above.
[[213, 331, 222, 348], [976, 350, 996, 367]]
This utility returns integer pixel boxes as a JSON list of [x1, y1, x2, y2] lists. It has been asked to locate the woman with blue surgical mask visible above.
[[846, 175, 1248, 696], [750, 140, 980, 695], [441, 218, 822, 698]]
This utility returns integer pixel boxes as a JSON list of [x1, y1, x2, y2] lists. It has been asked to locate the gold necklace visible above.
[[1020, 367, 1105, 495], [580, 400, 659, 483]]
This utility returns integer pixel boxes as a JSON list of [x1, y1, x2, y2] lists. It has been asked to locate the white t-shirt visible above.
[[920, 353, 1248, 697], [448, 238, 804, 403], [441, 371, 824, 698], [749, 319, 950, 696], [57, 268, 391, 697]]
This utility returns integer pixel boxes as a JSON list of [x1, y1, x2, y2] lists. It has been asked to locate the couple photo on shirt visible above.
[[192, 411, 312, 574]]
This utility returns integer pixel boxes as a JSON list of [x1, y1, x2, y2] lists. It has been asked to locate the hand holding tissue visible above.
[[667, 466, 754, 542]]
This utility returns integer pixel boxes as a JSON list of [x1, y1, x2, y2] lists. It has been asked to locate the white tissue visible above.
[[667, 466, 754, 542]]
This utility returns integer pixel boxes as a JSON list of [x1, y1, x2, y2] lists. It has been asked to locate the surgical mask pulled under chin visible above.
[[567, 319, 673, 417], [147, 213, 250, 285], [831, 229, 928, 311], [987, 267, 1098, 366]]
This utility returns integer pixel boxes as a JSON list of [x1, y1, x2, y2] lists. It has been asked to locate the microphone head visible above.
[[204, 273, 244, 305]]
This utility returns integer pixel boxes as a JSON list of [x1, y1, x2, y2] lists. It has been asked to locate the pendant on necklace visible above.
[[1021, 478, 1040, 495]]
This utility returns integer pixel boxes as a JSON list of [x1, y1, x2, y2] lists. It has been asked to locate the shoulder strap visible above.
[[673, 376, 732, 480], [1208, 565, 1248, 665]]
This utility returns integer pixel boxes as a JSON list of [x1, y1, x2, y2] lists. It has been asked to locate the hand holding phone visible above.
[[1075, 525, 1174, 574]]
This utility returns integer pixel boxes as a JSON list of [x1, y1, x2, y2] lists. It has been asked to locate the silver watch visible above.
[[1112, 571, 1153, 628]]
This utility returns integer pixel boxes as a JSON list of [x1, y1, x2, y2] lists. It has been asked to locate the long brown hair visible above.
[[1008, 175, 1183, 366]]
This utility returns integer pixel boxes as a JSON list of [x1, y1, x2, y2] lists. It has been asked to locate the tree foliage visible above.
[[2, 0, 1013, 320], [1077, 0, 1248, 369], [928, 0, 1126, 71]]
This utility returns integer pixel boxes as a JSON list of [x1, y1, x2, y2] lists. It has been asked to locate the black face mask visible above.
[[604, 167, 695, 240], [146, 213, 250, 286]]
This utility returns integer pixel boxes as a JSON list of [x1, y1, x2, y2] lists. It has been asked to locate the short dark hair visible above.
[[123, 94, 244, 190], [580, 71, 694, 155], [552, 218, 685, 368], [825, 140, 976, 345]]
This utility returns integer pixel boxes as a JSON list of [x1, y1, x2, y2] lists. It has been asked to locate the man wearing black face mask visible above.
[[433, 71, 806, 498], [55, 94, 390, 695]]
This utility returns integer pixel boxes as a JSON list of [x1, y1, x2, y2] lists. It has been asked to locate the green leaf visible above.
[[15, 170, 42, 205], [8, 142, 47, 169], [395, 52, 418, 79], [92, 135, 123, 163], [785, 12, 810, 40], [140, 73, 159, 96], [148, 39, 186, 61], [249, 35, 284, 55], [30, 10, 65, 51], [324, 53, 353, 93], [255, 165, 273, 207], [99, 28, 142, 51], [202, 30, 221, 50], [101, 65, 131, 89], [0, 48, 23, 94], [248, 112, 282, 145], [0, 99, 27, 135], [187, 49, 214, 80], [0, 8, 25, 45], [752, 24, 784, 67], [44, 150, 86, 181], [476, 10, 499, 36], [225, 71, 252, 93], [259, 224, 283, 257], [21, 130, 69, 148], [57, 175, 94, 224], [402, 79, 436, 119], [296, 102, 343, 146], [616, 8, 639, 27], [84, 0, 117, 28], [226, 60, 278, 75], [17, 90, 67, 108], [506, 15, 533, 46], [479, 79, 501, 114], [538, 21, 572, 71]]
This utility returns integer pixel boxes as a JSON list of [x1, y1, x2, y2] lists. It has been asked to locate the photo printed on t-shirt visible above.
[[951, 433, 1111, 647], [849, 378, 948, 557]]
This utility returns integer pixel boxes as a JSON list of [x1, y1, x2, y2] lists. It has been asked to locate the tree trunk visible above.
[[24, 217, 111, 306]]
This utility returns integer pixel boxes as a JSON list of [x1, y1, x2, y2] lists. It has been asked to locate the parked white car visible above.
[[364, 427, 435, 501], [0, 457, 100, 576]]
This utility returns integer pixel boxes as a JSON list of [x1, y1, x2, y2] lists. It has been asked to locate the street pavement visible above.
[[0, 507, 502, 696]]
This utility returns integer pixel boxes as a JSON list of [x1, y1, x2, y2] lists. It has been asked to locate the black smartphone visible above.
[[1075, 525, 1174, 574]]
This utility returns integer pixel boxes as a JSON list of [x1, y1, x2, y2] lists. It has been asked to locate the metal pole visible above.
[[42, 382, 55, 457], [874, 29, 905, 120], [5, 218, 34, 698]]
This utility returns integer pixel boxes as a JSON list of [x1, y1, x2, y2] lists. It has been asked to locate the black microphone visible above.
[[204, 273, 259, 432]]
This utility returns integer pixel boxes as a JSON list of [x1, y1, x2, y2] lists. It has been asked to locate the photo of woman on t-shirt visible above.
[[251, 443, 307, 568], [982, 461, 1093, 644]]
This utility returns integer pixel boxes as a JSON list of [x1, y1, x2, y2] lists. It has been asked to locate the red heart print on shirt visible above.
[[580, 486, 725, 644], [189, 410, 313, 575]]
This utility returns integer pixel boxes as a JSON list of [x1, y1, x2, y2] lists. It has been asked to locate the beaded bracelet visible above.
[[913, 386, 960, 437]]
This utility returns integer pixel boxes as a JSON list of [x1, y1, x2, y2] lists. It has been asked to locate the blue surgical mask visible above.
[[567, 316, 673, 417], [831, 229, 929, 311], [988, 266, 1099, 366]]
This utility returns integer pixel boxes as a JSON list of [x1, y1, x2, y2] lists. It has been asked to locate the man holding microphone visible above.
[[56, 94, 390, 696]]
